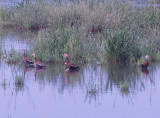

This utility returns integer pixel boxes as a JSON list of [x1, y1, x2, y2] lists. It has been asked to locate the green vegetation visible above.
[[3, 49, 21, 63], [121, 82, 129, 91], [15, 75, 25, 91], [33, 27, 160, 63], [0, 0, 160, 63], [120, 82, 130, 96]]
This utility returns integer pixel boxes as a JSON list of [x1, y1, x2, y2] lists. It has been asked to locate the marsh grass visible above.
[[1, 49, 33, 64], [0, 0, 159, 30], [32, 26, 160, 63], [0, 0, 160, 62], [34, 28, 103, 62], [4, 49, 21, 63], [106, 30, 142, 61]]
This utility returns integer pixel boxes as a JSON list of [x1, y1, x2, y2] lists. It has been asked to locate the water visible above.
[[0, 29, 38, 52], [0, 53, 160, 118]]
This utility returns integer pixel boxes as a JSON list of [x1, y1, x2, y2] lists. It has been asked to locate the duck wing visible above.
[[69, 63, 79, 70], [36, 61, 46, 67], [141, 61, 149, 68], [24, 57, 34, 64]]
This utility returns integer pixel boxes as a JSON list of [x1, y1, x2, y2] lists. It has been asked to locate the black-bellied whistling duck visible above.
[[141, 55, 149, 69], [31, 53, 46, 69], [19, 49, 33, 65], [64, 53, 80, 71]]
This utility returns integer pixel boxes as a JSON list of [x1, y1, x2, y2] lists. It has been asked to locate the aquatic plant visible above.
[[4, 49, 21, 64], [1, 48, 33, 64], [1, 79, 6, 90], [120, 82, 130, 96], [106, 30, 141, 61], [15, 75, 25, 91]]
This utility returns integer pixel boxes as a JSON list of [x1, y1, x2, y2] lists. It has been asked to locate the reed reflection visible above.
[[0, 62, 158, 101]]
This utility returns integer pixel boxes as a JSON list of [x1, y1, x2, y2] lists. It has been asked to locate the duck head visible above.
[[64, 53, 69, 59], [145, 55, 149, 61], [31, 53, 36, 57]]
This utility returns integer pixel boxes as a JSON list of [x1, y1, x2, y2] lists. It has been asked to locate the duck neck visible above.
[[65, 58, 70, 69], [145, 59, 148, 62], [145, 60, 149, 64], [65, 58, 70, 63]]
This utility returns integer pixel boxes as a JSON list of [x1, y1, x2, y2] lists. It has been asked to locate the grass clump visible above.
[[3, 49, 21, 64], [33, 27, 103, 63], [106, 30, 141, 61], [15, 75, 25, 91], [121, 82, 129, 91], [34, 28, 71, 62]]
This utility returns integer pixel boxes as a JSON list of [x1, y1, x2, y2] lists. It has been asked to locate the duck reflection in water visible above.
[[141, 68, 149, 81], [65, 69, 79, 85], [34, 68, 46, 81], [24, 65, 34, 77]]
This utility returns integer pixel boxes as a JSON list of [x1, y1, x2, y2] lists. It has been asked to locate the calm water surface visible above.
[[0, 62, 160, 118]]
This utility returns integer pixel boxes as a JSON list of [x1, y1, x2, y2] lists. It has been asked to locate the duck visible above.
[[141, 55, 149, 69], [31, 53, 46, 69], [64, 53, 80, 71], [19, 49, 33, 65]]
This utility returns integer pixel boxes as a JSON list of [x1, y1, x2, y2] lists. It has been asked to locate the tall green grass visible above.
[[32, 27, 160, 63]]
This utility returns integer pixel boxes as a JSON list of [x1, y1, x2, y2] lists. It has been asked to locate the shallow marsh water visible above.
[[0, 61, 160, 118], [0, 29, 38, 52]]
